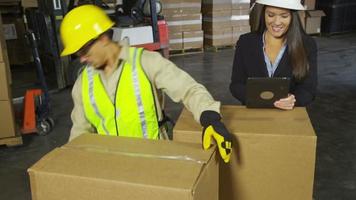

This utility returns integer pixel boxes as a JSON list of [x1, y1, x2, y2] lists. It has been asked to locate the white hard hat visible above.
[[256, 0, 305, 10]]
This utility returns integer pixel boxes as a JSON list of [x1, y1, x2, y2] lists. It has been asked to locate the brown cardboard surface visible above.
[[233, 25, 250, 42], [232, 8, 249, 16], [302, 0, 315, 10], [21, 0, 38, 7], [161, 0, 201, 15], [0, 100, 16, 138], [0, 62, 11, 100], [202, 3, 232, 13], [203, 20, 232, 31], [305, 10, 325, 34], [165, 13, 201, 21], [2, 16, 32, 65], [28, 134, 218, 200], [183, 30, 203, 49], [0, 15, 8, 59], [167, 14, 202, 32], [173, 105, 317, 200], [203, 10, 232, 18], [232, 2, 250, 10]]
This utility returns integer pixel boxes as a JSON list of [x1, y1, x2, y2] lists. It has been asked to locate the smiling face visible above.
[[264, 6, 291, 39]]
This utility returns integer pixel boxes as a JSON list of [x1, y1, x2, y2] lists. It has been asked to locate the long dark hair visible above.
[[250, 4, 309, 80]]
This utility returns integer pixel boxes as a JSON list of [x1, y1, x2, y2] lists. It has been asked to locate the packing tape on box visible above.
[[63, 145, 206, 164]]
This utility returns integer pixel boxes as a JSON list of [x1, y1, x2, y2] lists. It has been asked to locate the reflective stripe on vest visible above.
[[82, 47, 159, 139]]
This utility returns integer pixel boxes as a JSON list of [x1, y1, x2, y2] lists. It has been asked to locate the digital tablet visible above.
[[246, 77, 290, 108]]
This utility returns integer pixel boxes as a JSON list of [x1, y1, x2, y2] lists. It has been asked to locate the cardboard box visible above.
[[202, 0, 232, 13], [183, 30, 203, 49], [204, 28, 233, 47], [173, 105, 317, 200], [302, 0, 315, 10], [28, 134, 218, 200], [232, 1, 250, 10], [233, 25, 250, 43], [305, 10, 326, 34], [169, 31, 203, 50], [161, 0, 201, 15], [112, 26, 153, 45], [0, 62, 11, 100], [231, 8, 250, 27], [0, 15, 12, 84], [167, 14, 202, 32], [0, 100, 16, 138], [2, 16, 32, 65]]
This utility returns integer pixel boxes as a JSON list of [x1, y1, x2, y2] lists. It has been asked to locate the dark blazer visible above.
[[229, 32, 317, 106]]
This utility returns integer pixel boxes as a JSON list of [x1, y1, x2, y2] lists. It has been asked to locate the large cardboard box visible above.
[[173, 105, 317, 200], [305, 10, 326, 34], [0, 100, 16, 138], [28, 134, 218, 200]]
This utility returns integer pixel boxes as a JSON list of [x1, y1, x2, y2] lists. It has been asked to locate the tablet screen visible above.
[[246, 77, 290, 108]]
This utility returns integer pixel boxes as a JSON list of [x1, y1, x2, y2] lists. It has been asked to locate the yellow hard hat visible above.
[[60, 5, 115, 56]]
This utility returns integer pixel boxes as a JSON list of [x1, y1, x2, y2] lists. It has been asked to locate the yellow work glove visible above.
[[200, 111, 232, 163]]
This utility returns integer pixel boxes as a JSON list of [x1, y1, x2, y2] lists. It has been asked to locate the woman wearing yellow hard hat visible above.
[[230, 0, 318, 110], [60, 5, 233, 163]]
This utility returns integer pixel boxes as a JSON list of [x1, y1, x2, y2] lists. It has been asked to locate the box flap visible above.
[[306, 10, 326, 17], [176, 105, 316, 137]]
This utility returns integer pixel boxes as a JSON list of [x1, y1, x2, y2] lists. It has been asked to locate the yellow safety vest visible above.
[[82, 47, 159, 139]]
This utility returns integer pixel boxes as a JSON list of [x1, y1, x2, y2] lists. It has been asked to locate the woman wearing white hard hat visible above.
[[230, 0, 317, 110]]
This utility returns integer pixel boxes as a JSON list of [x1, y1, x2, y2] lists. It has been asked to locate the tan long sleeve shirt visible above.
[[70, 41, 220, 141]]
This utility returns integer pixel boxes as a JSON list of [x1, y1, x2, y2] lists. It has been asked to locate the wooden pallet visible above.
[[204, 45, 235, 52], [0, 135, 23, 147], [169, 47, 204, 56]]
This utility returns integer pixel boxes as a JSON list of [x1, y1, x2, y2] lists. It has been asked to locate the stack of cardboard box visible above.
[[0, 14, 18, 143], [0, 0, 32, 65], [202, 0, 233, 47], [161, 0, 204, 51], [202, 0, 251, 48], [231, 0, 251, 44]]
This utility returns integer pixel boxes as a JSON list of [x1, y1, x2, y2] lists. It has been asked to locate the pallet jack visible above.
[[21, 31, 54, 136]]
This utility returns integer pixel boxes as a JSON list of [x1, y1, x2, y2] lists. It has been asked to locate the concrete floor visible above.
[[1, 32, 356, 200]]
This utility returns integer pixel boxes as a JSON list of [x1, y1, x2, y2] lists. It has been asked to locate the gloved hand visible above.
[[200, 110, 232, 163]]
